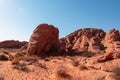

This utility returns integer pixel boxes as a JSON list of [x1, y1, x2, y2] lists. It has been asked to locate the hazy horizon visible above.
[[0, 0, 120, 41]]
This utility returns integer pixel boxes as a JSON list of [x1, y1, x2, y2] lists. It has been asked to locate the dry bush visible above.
[[79, 51, 94, 57], [79, 65, 88, 70], [38, 62, 47, 69], [72, 59, 79, 67], [21, 55, 38, 64], [0, 53, 9, 61], [9, 51, 26, 61], [13, 62, 28, 72], [10, 52, 38, 65], [56, 66, 72, 80], [112, 67, 120, 80]]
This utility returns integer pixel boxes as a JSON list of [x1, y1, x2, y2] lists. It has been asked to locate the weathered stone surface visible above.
[[27, 24, 59, 56], [88, 37, 102, 53], [59, 28, 106, 54], [57, 38, 67, 54], [102, 29, 120, 60], [28, 24, 120, 60], [104, 29, 120, 42]]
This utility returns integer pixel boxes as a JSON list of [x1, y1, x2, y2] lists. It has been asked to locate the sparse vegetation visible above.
[[21, 55, 38, 63], [79, 65, 88, 70], [72, 59, 79, 66], [13, 62, 28, 72], [0, 53, 9, 61], [79, 51, 94, 57], [56, 66, 71, 80], [39, 62, 47, 69]]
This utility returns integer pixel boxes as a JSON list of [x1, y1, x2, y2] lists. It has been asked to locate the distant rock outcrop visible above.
[[0, 40, 27, 49], [27, 24, 59, 56], [58, 28, 106, 53]]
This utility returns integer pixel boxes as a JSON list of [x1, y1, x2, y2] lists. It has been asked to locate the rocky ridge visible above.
[[0, 40, 27, 49]]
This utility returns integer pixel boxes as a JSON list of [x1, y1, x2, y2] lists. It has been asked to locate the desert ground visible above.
[[0, 48, 120, 80]]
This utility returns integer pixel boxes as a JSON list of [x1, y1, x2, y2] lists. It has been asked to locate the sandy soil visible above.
[[0, 49, 120, 80]]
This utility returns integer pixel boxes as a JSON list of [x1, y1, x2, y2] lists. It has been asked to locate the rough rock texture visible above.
[[27, 24, 59, 56], [0, 40, 27, 49], [58, 28, 120, 56], [103, 29, 120, 53], [28, 24, 120, 60], [59, 28, 106, 53], [88, 37, 103, 53]]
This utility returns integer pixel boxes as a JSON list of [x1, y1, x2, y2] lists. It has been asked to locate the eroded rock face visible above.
[[88, 37, 103, 53], [27, 24, 59, 56], [103, 29, 120, 53], [59, 28, 106, 54], [28, 24, 120, 59]]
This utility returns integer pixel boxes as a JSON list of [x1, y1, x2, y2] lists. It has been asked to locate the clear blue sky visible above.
[[0, 0, 120, 41]]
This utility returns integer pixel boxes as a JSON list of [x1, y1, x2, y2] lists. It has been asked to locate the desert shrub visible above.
[[0, 53, 9, 61], [15, 52, 26, 58], [79, 65, 88, 70], [39, 63, 47, 69], [112, 67, 120, 80], [13, 62, 28, 72], [79, 51, 94, 57], [72, 59, 79, 67], [9, 52, 26, 61], [22, 55, 38, 64], [56, 66, 71, 79]]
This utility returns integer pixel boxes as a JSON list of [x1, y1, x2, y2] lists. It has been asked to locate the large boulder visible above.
[[27, 24, 59, 56]]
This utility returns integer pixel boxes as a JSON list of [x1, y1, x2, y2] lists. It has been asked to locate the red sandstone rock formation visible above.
[[27, 24, 59, 56], [103, 29, 120, 53], [59, 28, 106, 54], [27, 23, 120, 60], [0, 40, 27, 49], [88, 37, 102, 53]]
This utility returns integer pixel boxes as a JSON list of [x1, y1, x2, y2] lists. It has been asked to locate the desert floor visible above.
[[0, 48, 120, 80]]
